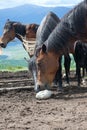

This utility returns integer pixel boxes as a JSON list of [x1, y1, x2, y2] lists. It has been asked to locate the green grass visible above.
[[0, 42, 29, 72], [0, 54, 76, 72], [0, 59, 28, 72]]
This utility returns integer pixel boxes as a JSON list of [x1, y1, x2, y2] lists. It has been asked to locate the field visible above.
[[0, 40, 77, 72], [0, 42, 29, 71], [0, 71, 87, 130]]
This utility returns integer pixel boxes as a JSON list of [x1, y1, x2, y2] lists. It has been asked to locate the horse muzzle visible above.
[[0, 43, 6, 48], [34, 82, 50, 93]]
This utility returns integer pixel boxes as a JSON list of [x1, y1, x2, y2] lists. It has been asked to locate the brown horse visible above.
[[0, 19, 39, 57], [35, 0, 87, 89]]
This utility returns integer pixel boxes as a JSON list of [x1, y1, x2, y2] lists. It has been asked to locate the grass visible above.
[[0, 42, 29, 72], [0, 64, 28, 72], [0, 61, 28, 72], [0, 54, 76, 72]]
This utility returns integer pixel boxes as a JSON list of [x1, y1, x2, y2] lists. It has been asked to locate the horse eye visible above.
[[37, 62, 42, 67]]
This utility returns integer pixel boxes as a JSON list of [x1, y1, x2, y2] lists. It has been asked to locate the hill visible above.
[[0, 4, 72, 34]]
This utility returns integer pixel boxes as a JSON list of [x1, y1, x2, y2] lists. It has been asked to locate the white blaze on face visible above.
[[0, 47, 2, 55]]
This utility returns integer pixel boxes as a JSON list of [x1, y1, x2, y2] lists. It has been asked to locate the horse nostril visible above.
[[0, 43, 6, 48]]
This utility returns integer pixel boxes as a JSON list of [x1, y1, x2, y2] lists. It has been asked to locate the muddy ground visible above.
[[0, 71, 87, 130]]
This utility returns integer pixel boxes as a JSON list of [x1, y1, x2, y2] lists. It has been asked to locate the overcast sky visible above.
[[0, 0, 83, 9]]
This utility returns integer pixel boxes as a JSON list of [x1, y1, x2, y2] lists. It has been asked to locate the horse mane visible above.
[[44, 0, 87, 54], [14, 23, 26, 36], [26, 24, 39, 34], [36, 11, 60, 49], [4, 20, 26, 36]]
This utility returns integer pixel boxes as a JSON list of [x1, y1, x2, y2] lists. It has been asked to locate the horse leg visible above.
[[86, 67, 87, 74], [82, 67, 85, 77], [73, 54, 78, 77], [77, 65, 81, 87], [64, 54, 71, 85], [81, 67, 86, 85], [53, 56, 63, 92]]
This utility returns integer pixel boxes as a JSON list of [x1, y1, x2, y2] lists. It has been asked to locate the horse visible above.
[[35, 0, 87, 90], [28, 11, 71, 92], [26, 11, 62, 92], [0, 19, 39, 57], [73, 40, 87, 86]]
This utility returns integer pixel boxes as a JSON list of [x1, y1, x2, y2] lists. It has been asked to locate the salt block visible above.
[[36, 90, 53, 100]]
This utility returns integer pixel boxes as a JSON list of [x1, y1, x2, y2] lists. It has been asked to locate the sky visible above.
[[0, 0, 83, 9]]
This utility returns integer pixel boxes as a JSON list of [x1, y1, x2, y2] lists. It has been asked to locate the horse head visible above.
[[35, 44, 59, 90], [0, 19, 19, 48]]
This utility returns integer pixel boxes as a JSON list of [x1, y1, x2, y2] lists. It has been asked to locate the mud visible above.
[[0, 71, 87, 130]]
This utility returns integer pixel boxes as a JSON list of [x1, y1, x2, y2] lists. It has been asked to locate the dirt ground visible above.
[[0, 71, 87, 130]]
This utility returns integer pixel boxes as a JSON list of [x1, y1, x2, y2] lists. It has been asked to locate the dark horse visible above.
[[35, 0, 87, 90], [27, 11, 61, 92], [74, 40, 87, 86], [29, 11, 71, 92], [0, 19, 39, 57]]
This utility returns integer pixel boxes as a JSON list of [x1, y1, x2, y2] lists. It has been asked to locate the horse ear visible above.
[[42, 44, 47, 53], [7, 19, 10, 22]]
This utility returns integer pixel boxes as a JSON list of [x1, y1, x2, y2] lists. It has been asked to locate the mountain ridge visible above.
[[0, 4, 72, 27], [0, 4, 72, 69]]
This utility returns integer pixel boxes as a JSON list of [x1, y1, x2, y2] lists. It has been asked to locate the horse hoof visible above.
[[81, 79, 86, 86], [57, 88, 64, 94], [63, 83, 70, 87], [62, 73, 66, 78]]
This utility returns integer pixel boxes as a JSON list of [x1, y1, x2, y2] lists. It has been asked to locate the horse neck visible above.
[[57, 38, 77, 56], [47, 25, 78, 56], [15, 24, 26, 41]]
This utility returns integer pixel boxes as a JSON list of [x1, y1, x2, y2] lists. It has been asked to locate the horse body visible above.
[[35, 0, 87, 89], [74, 41, 87, 86]]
